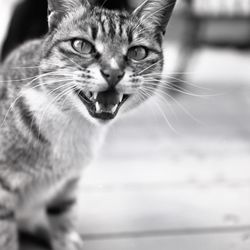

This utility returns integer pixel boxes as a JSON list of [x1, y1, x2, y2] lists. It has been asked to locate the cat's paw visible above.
[[68, 231, 84, 250], [52, 231, 84, 250]]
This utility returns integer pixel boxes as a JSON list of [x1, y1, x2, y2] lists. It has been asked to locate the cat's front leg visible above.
[[0, 181, 18, 250], [48, 178, 84, 250]]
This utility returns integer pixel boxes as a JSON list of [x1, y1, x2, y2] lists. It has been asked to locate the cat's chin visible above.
[[75, 89, 130, 121]]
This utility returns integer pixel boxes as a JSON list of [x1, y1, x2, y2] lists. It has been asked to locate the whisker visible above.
[[45, 82, 76, 97], [140, 87, 177, 121], [138, 59, 164, 75], [142, 87, 179, 123], [142, 85, 204, 125], [143, 80, 215, 98], [142, 72, 212, 92], [0, 69, 75, 85], [10, 61, 59, 69], [60, 54, 85, 71], [162, 75, 212, 91], [38, 85, 75, 134], [139, 88, 179, 134]]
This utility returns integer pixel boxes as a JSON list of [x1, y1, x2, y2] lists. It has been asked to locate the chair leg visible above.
[[169, 2, 201, 95]]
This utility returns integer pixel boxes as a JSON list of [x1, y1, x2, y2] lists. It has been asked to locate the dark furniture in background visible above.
[[172, 0, 250, 90], [1, 0, 48, 61]]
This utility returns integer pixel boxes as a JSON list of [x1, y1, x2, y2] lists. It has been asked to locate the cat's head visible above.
[[40, 0, 176, 123]]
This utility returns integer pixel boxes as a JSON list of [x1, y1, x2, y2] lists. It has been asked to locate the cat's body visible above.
[[0, 0, 176, 249]]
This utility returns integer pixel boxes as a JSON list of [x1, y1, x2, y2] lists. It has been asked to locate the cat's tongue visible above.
[[94, 90, 122, 114]]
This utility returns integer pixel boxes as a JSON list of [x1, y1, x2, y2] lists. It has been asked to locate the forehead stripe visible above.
[[95, 13, 128, 39], [119, 21, 124, 37], [91, 25, 98, 40]]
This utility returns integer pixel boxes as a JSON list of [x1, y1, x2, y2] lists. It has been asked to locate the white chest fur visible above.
[[50, 112, 105, 173]]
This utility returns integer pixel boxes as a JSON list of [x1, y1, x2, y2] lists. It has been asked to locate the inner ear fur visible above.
[[133, 0, 176, 33]]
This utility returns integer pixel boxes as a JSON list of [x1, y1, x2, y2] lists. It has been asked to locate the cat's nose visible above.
[[100, 68, 125, 87]]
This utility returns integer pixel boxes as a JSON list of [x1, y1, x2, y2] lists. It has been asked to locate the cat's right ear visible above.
[[47, 0, 91, 30], [132, 0, 176, 34]]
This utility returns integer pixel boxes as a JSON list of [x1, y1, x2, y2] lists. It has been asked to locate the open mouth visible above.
[[75, 89, 130, 120]]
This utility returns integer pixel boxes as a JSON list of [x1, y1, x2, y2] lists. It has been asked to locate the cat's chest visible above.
[[49, 118, 105, 173]]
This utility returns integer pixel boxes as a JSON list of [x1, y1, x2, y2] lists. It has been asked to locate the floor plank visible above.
[[76, 186, 250, 234], [83, 233, 250, 250]]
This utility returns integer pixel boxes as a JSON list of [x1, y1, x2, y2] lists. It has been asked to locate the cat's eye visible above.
[[72, 39, 95, 55], [127, 46, 148, 61]]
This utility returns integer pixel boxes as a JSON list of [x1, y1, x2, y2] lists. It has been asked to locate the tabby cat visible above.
[[0, 0, 176, 249]]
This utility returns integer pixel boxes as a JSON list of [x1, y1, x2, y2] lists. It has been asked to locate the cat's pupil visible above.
[[72, 39, 94, 54], [128, 46, 148, 61]]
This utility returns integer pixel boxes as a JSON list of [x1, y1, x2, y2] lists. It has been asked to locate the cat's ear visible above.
[[132, 0, 176, 34], [47, 0, 91, 30]]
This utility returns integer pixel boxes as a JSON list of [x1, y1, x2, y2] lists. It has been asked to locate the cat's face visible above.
[[40, 0, 176, 122]]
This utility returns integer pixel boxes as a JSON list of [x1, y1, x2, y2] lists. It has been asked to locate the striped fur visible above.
[[0, 0, 176, 249]]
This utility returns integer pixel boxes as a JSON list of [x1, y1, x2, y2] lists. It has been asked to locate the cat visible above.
[[0, 0, 176, 249]]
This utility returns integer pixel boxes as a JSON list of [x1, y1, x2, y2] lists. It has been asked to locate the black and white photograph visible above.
[[0, 0, 250, 250]]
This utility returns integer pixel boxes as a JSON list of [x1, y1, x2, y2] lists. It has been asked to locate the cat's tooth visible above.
[[95, 102, 101, 113], [85, 91, 92, 99], [119, 94, 123, 103], [93, 92, 98, 100], [111, 105, 118, 114], [90, 96, 95, 102]]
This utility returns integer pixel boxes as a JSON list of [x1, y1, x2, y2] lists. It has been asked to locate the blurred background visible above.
[[1, 0, 250, 249]]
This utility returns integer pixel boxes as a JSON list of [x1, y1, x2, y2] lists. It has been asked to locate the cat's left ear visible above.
[[132, 0, 176, 34], [48, 0, 91, 30]]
